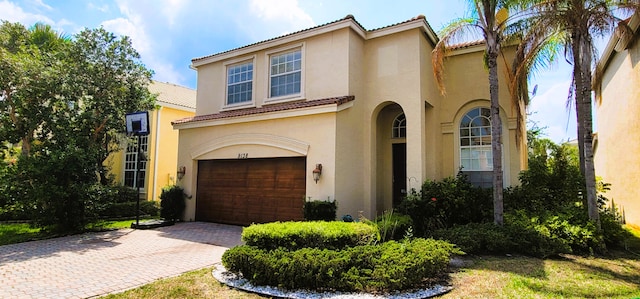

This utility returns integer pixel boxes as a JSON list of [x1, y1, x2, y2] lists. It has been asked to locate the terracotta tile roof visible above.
[[449, 39, 485, 50], [192, 15, 365, 63], [192, 14, 434, 63], [370, 14, 435, 34], [172, 95, 355, 125], [149, 81, 196, 110]]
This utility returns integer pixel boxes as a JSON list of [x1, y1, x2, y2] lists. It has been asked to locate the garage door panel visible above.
[[196, 157, 306, 225]]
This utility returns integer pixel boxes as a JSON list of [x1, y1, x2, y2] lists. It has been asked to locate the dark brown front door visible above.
[[392, 143, 407, 207], [196, 157, 306, 225]]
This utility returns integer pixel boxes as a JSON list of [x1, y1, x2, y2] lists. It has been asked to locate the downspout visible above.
[[152, 106, 162, 202]]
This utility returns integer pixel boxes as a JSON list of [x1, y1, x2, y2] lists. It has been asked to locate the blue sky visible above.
[[0, 0, 582, 143]]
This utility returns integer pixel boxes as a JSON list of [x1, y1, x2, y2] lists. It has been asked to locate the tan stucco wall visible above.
[[435, 46, 522, 186], [595, 40, 640, 226], [362, 29, 432, 217], [177, 112, 340, 222], [181, 19, 527, 222], [333, 29, 366, 219], [195, 28, 353, 116]]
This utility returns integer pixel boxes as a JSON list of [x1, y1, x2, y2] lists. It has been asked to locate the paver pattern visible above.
[[0, 222, 243, 299]]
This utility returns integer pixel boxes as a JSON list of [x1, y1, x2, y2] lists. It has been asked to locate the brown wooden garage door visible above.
[[196, 157, 306, 225]]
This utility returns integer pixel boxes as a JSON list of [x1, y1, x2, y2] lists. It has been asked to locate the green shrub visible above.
[[432, 212, 606, 258], [303, 198, 336, 221], [241, 221, 379, 251], [159, 185, 186, 221], [222, 238, 462, 292], [398, 172, 493, 236], [600, 210, 632, 248], [99, 201, 159, 219], [374, 211, 413, 241]]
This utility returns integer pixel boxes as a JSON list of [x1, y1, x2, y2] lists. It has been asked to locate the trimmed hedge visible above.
[[242, 221, 379, 251], [303, 199, 337, 221], [159, 185, 186, 221], [99, 201, 159, 219], [222, 238, 462, 292]]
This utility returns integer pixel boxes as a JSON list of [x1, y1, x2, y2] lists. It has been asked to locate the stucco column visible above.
[[404, 100, 426, 191]]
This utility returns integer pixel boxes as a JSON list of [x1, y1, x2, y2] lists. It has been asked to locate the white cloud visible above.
[[0, 0, 54, 25], [102, 1, 186, 85], [249, 0, 315, 34], [101, 17, 151, 54], [31, 0, 52, 10], [160, 0, 186, 27], [87, 2, 109, 13]]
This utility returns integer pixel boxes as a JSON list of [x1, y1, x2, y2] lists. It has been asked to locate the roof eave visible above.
[[597, 12, 640, 74], [191, 18, 366, 68]]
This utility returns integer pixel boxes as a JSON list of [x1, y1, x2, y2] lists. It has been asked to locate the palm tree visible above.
[[433, 0, 529, 225], [519, 0, 639, 228], [28, 22, 70, 52]]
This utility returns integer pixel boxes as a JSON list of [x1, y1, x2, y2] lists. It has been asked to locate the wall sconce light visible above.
[[312, 164, 322, 184], [177, 166, 186, 180]]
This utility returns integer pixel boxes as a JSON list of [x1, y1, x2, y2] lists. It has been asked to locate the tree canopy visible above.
[[0, 20, 156, 232]]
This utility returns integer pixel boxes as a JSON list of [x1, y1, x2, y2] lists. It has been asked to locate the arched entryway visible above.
[[373, 102, 406, 215]]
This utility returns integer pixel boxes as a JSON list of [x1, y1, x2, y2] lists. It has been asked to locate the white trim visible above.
[[156, 101, 196, 112], [190, 133, 310, 159], [152, 108, 162, 202], [224, 57, 256, 108], [452, 101, 511, 186], [264, 44, 305, 103]]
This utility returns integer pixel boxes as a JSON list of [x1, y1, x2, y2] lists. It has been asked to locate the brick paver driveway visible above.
[[0, 222, 243, 299]]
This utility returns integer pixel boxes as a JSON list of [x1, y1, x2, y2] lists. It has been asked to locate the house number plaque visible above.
[[237, 153, 248, 159]]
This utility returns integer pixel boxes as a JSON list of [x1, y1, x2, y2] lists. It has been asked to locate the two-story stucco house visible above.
[[594, 13, 640, 227], [172, 15, 527, 225]]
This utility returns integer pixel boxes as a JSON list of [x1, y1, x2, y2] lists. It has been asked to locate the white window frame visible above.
[[224, 56, 255, 109], [265, 44, 305, 103], [124, 135, 148, 189], [459, 107, 492, 171], [392, 113, 406, 138]]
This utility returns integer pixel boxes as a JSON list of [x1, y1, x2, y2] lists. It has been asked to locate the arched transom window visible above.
[[392, 113, 406, 138], [460, 107, 492, 171]]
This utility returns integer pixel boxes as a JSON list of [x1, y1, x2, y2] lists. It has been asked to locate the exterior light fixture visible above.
[[177, 166, 186, 180], [312, 164, 322, 184]]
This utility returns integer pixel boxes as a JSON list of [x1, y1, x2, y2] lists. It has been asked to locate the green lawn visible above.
[[102, 225, 640, 299], [3, 222, 639, 298], [0, 218, 156, 246], [0, 222, 47, 246], [102, 250, 640, 299]]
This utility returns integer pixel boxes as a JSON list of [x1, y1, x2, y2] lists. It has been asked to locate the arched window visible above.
[[392, 113, 406, 138], [460, 107, 492, 171]]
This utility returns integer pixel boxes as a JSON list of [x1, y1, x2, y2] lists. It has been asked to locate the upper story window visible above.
[[460, 107, 492, 171], [227, 61, 253, 105], [270, 49, 301, 98], [392, 113, 406, 138]]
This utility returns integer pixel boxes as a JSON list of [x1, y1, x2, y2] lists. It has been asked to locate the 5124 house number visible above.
[[237, 153, 248, 159]]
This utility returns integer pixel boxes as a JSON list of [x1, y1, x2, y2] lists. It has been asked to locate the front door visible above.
[[392, 143, 407, 207]]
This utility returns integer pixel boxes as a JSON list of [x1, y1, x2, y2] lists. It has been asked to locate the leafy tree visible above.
[[518, 0, 640, 229], [0, 21, 156, 231]]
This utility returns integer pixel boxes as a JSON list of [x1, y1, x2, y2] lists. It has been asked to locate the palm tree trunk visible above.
[[572, 30, 600, 229], [487, 37, 504, 226]]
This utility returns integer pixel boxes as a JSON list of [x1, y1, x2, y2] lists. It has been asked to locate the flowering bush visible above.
[[397, 172, 493, 236]]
